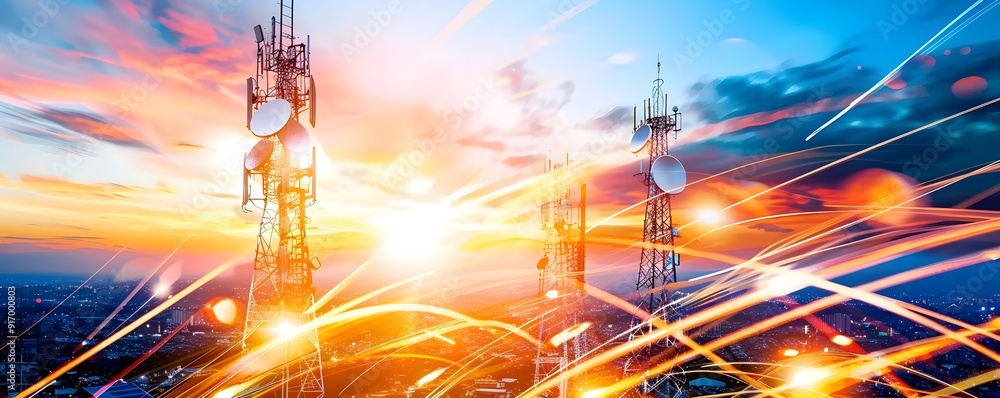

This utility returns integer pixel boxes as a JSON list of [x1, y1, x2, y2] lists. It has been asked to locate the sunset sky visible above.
[[2, 0, 999, 293]]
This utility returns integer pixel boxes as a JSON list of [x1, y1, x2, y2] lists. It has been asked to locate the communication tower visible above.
[[621, 61, 687, 397], [240, 0, 323, 397], [533, 157, 588, 398]]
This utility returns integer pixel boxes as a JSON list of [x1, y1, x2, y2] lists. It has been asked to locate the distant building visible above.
[[821, 313, 851, 334], [191, 311, 207, 326], [168, 309, 187, 325], [472, 377, 518, 397]]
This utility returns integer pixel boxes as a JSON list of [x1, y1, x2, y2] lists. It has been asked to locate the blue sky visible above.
[[1, 0, 999, 295]]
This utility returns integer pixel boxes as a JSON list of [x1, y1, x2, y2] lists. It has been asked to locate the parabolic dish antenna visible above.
[[278, 119, 311, 153], [250, 99, 292, 138], [245, 139, 274, 170], [630, 124, 652, 154], [651, 155, 687, 194]]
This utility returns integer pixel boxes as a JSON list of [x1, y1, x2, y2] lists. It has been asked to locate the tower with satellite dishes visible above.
[[533, 156, 588, 398], [240, 0, 323, 397], [621, 61, 687, 397]]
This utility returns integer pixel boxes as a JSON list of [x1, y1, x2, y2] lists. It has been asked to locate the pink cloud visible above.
[[457, 136, 506, 152], [158, 9, 220, 48]]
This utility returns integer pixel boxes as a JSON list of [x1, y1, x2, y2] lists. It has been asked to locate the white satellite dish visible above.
[[245, 139, 274, 170], [630, 124, 651, 154], [651, 155, 686, 194], [250, 99, 292, 138], [278, 119, 310, 153]]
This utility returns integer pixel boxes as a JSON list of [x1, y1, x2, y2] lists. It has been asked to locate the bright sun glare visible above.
[[696, 209, 723, 224], [379, 204, 452, 259]]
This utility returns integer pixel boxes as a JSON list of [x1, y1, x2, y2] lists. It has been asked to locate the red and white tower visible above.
[[240, 1, 323, 397]]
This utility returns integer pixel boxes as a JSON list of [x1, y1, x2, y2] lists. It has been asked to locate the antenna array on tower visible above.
[[533, 158, 590, 398], [239, 1, 325, 397], [621, 61, 688, 398]]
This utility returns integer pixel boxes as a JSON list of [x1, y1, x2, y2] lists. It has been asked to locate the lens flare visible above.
[[582, 388, 606, 398], [839, 169, 922, 227], [210, 298, 239, 325], [832, 335, 853, 346], [549, 322, 591, 348], [952, 76, 987, 98], [212, 388, 237, 398], [696, 209, 723, 224], [272, 321, 299, 342], [378, 203, 453, 260], [766, 272, 806, 295], [790, 368, 832, 388], [417, 367, 447, 387]]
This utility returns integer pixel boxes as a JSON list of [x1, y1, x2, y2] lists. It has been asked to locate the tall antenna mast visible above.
[[240, 0, 324, 396], [621, 61, 686, 397], [532, 158, 589, 398]]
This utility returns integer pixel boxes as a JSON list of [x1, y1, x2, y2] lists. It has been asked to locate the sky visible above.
[[1, 0, 999, 294]]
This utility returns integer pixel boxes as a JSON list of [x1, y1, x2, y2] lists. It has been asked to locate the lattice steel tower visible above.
[[621, 61, 686, 397], [240, 0, 323, 397], [533, 157, 588, 398]]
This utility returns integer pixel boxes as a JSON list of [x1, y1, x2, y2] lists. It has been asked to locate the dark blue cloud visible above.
[[0, 97, 156, 152], [675, 38, 1000, 210], [686, 49, 871, 125]]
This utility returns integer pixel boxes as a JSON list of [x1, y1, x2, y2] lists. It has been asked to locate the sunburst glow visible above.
[[7, 1, 1000, 398], [376, 203, 454, 260]]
